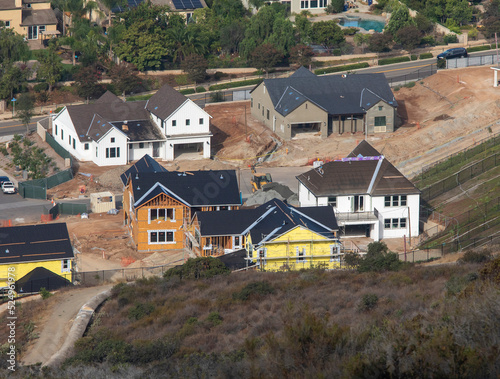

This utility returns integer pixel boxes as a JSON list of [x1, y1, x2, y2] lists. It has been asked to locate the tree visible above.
[[414, 13, 433, 34], [386, 4, 415, 36], [368, 32, 393, 52], [0, 65, 30, 100], [354, 33, 370, 53], [311, 20, 345, 49], [294, 12, 312, 44], [445, 0, 472, 26], [289, 44, 314, 68], [100, 0, 126, 29], [250, 43, 282, 75], [220, 21, 245, 54], [181, 54, 208, 83], [396, 25, 422, 51], [331, 0, 345, 13], [74, 66, 105, 100], [16, 93, 35, 134], [35, 48, 63, 92], [0, 26, 29, 66], [109, 62, 142, 97]]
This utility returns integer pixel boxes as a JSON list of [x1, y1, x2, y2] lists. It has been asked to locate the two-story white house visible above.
[[296, 141, 420, 241], [51, 85, 212, 166]]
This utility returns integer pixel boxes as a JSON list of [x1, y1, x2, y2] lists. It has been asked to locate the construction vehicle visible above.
[[250, 165, 272, 192]]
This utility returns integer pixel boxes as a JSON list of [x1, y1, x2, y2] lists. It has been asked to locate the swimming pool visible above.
[[339, 18, 385, 33]]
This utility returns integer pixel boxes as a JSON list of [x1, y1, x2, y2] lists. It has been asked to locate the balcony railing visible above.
[[335, 208, 379, 222]]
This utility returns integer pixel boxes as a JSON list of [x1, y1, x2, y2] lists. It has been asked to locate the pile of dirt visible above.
[[245, 183, 298, 206]]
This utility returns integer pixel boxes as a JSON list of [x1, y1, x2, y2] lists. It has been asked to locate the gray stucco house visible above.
[[250, 67, 398, 140]]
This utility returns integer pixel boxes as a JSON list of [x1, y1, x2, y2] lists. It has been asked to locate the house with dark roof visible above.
[[123, 168, 241, 252], [0, 0, 59, 43], [51, 85, 212, 166], [250, 67, 398, 140], [111, 0, 206, 23], [296, 141, 420, 241], [189, 199, 341, 271], [120, 154, 167, 186], [0, 223, 74, 292]]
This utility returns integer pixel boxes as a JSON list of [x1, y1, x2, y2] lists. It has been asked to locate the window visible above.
[[61, 259, 70, 272], [199, 118, 204, 125], [384, 218, 407, 229], [374, 116, 386, 126], [39, 25, 45, 33], [128, 144, 132, 149], [172, 120, 176, 127], [96, 147, 98, 157], [385, 195, 407, 207], [234, 236, 241, 248], [258, 248, 267, 265], [310, 0, 317, 7], [251, 98, 253, 107], [149, 208, 175, 222], [72, 139, 76, 149], [111, 137, 115, 143], [61, 130, 64, 140], [149, 230, 175, 244], [186, 119, 190, 126], [319, 0, 326, 6], [330, 245, 340, 262], [378, 106, 383, 111], [55, 125, 58, 135], [139, 142, 144, 148], [68, 135, 71, 144], [106, 147, 120, 158], [266, 109, 270, 120], [262, 107, 264, 116], [327, 196, 337, 207], [296, 247, 306, 262], [300, 0, 309, 8], [4, 21, 11, 28], [84, 143, 89, 150], [258, 103, 260, 109]]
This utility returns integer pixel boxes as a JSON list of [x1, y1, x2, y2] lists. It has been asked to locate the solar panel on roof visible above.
[[172, 0, 183, 8]]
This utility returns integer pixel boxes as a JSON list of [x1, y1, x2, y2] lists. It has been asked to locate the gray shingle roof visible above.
[[21, 9, 57, 25], [146, 84, 188, 121], [296, 141, 419, 197], [263, 69, 397, 117]]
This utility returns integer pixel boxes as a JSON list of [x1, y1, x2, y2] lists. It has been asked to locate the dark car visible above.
[[0, 176, 9, 185], [437, 47, 468, 60]]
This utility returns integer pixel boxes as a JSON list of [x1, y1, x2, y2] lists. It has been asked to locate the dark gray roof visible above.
[[146, 84, 188, 121], [21, 9, 58, 25], [111, 120, 164, 142], [0, 223, 74, 265], [216, 249, 248, 271], [195, 207, 267, 236], [16, 266, 73, 293], [63, 93, 152, 142], [0, 0, 16, 9], [296, 141, 419, 197], [131, 170, 241, 208], [261, 70, 397, 117], [96, 91, 122, 104], [120, 154, 167, 185]]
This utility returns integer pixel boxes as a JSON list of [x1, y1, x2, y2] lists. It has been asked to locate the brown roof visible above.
[[0, 0, 16, 10], [21, 9, 57, 26], [296, 141, 419, 197], [95, 90, 122, 104], [146, 84, 188, 121], [64, 96, 150, 142]]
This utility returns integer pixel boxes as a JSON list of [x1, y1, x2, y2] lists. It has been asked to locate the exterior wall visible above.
[[94, 128, 128, 166], [373, 194, 419, 239], [0, 9, 23, 35], [248, 227, 341, 271], [290, 0, 328, 15], [164, 100, 210, 136], [365, 100, 396, 133], [0, 259, 73, 289], [128, 141, 163, 161], [165, 135, 211, 160]]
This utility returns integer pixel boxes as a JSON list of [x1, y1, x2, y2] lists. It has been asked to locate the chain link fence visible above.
[[446, 53, 499, 69]]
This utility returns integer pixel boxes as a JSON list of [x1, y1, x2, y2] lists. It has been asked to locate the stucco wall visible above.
[[365, 100, 396, 133]]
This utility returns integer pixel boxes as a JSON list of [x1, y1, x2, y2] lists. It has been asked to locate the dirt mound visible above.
[[244, 183, 297, 206]]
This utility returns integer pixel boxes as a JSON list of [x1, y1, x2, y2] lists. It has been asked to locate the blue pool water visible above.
[[339, 18, 385, 33]]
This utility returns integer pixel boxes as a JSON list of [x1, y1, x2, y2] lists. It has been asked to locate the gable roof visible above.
[[296, 141, 419, 197], [257, 69, 397, 117], [0, 223, 74, 265], [120, 154, 168, 185], [131, 170, 241, 208], [216, 249, 248, 271], [146, 84, 188, 121], [195, 207, 268, 236], [96, 90, 123, 104], [15, 266, 73, 293]]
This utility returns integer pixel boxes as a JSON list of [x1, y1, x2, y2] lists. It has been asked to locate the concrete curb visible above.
[[42, 287, 112, 368]]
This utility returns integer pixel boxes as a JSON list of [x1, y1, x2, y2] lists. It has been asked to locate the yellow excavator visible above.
[[250, 165, 272, 192]]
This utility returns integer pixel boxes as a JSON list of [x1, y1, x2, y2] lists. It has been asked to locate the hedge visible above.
[[314, 62, 369, 75], [180, 88, 195, 95], [419, 53, 433, 59], [378, 56, 411, 65], [208, 78, 263, 91], [410, 55, 418, 61], [196, 86, 206, 93], [466, 45, 493, 53], [126, 94, 153, 101]]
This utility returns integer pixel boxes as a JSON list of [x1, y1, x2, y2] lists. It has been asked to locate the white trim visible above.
[[241, 206, 277, 236], [148, 229, 176, 244], [367, 156, 384, 194]]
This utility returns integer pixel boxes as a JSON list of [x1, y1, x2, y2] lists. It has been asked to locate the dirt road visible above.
[[20, 284, 113, 366]]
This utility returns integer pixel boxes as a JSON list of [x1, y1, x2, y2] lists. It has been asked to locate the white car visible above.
[[1, 181, 16, 194]]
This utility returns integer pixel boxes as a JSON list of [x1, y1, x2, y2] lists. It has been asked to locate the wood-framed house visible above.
[[123, 170, 241, 252]]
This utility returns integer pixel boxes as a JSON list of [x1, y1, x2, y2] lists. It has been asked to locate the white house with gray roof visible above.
[[250, 67, 398, 140], [51, 85, 212, 166]]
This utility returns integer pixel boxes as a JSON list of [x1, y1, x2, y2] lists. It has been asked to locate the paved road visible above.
[[0, 116, 43, 138]]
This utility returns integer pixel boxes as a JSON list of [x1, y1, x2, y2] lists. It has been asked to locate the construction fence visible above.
[[420, 152, 500, 202], [446, 53, 499, 69]]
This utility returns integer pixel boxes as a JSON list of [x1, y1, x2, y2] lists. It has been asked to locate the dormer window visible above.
[[111, 137, 115, 143]]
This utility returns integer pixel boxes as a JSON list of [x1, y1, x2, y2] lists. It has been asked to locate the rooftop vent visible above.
[[122, 124, 129, 132]]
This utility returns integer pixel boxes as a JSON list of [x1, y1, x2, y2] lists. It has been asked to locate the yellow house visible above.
[[0, 223, 74, 293], [244, 199, 341, 271], [0, 0, 59, 41]]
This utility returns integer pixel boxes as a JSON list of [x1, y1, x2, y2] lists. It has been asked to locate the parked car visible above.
[[0, 176, 9, 185], [1, 181, 16, 194], [437, 48, 468, 60]]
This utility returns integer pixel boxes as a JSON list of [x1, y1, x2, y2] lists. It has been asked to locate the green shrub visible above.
[[332, 49, 342, 56], [314, 62, 369, 75], [213, 71, 228, 80], [359, 293, 378, 311], [344, 251, 361, 268], [33, 82, 49, 92], [405, 81, 416, 88], [420, 36, 436, 46], [479, 255, 500, 284], [378, 56, 411, 65], [210, 91, 225, 102], [54, 106, 64, 114], [342, 27, 359, 35], [232, 281, 274, 301], [419, 53, 433, 59], [128, 302, 155, 321], [196, 86, 206, 93], [466, 45, 492, 53], [357, 242, 406, 272], [126, 93, 153, 101], [443, 34, 458, 44], [180, 88, 195, 95], [445, 274, 477, 297], [175, 74, 188, 86], [40, 287, 52, 299], [458, 250, 492, 264], [207, 311, 223, 326], [437, 58, 446, 69], [208, 78, 262, 91], [410, 54, 418, 61], [164, 257, 230, 280]]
